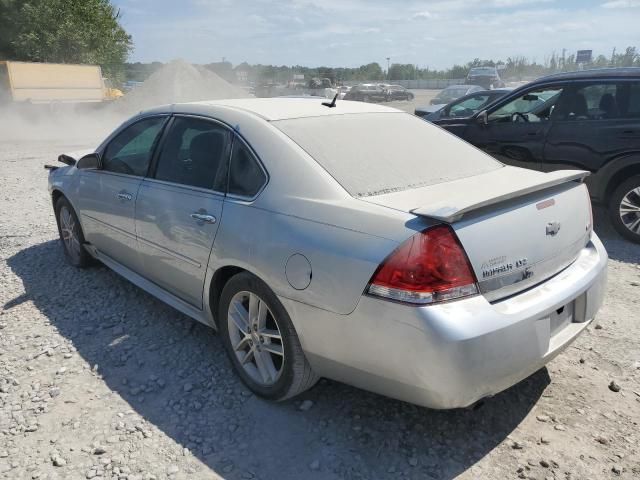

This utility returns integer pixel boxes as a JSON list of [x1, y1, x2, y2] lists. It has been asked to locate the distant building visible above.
[[236, 70, 248, 83]]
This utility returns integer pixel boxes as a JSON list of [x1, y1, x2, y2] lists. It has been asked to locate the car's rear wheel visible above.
[[219, 272, 319, 400], [609, 175, 640, 244], [54, 196, 92, 267]]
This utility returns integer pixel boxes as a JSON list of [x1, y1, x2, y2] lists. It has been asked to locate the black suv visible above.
[[466, 66, 505, 89], [439, 68, 640, 243]]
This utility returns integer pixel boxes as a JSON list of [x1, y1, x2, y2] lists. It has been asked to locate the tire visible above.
[[54, 196, 93, 267], [362, 95, 369, 103], [218, 272, 319, 401], [609, 175, 640, 243]]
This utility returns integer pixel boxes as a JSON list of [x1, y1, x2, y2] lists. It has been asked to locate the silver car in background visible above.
[[48, 98, 607, 409]]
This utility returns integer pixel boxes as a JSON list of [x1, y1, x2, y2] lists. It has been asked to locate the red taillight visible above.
[[368, 225, 478, 305]]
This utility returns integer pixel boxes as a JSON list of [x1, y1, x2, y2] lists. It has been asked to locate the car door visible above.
[[76, 116, 167, 270], [135, 116, 231, 308], [543, 80, 640, 180], [463, 84, 565, 170]]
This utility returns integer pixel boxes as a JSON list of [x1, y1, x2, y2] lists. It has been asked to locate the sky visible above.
[[112, 0, 640, 69]]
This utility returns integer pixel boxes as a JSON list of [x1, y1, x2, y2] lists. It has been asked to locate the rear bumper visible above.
[[281, 233, 608, 409]]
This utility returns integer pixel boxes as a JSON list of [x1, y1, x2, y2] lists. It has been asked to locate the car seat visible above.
[[599, 93, 619, 119]]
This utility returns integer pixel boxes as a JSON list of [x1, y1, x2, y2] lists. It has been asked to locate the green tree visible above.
[[0, 0, 132, 83], [0, 0, 21, 59]]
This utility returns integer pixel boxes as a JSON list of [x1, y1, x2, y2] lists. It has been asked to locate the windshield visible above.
[[274, 113, 501, 197], [446, 94, 493, 117]]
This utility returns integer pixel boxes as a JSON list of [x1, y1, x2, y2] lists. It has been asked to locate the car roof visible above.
[[480, 88, 511, 94], [160, 98, 401, 121], [451, 88, 510, 98], [534, 67, 640, 83]]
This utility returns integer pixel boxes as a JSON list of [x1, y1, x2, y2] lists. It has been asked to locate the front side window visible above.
[[102, 117, 166, 176], [154, 117, 230, 190], [228, 138, 267, 198], [489, 87, 563, 123]]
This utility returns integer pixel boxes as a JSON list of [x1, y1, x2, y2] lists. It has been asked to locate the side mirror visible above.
[[57, 154, 76, 166], [76, 153, 100, 170], [476, 110, 488, 126]]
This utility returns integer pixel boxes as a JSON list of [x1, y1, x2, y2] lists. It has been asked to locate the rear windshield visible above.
[[273, 113, 502, 197], [470, 67, 496, 74]]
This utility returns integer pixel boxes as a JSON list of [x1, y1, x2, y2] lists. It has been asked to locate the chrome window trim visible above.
[[140, 177, 226, 198], [80, 169, 142, 181]]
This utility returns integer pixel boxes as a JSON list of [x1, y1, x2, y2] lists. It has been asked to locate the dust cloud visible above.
[[0, 60, 249, 146]]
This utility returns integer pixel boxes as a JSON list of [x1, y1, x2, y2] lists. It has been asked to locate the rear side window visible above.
[[102, 117, 165, 176], [554, 82, 640, 121], [154, 117, 230, 191], [228, 139, 267, 198]]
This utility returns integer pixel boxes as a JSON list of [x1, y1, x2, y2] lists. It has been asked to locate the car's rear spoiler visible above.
[[411, 169, 590, 223]]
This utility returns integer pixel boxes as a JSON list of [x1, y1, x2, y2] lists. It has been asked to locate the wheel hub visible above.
[[59, 206, 81, 259], [619, 187, 640, 234], [227, 291, 285, 386]]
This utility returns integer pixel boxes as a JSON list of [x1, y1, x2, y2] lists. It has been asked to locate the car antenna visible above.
[[322, 93, 338, 108]]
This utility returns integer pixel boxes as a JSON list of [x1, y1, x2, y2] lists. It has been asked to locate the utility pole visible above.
[[386, 57, 390, 79]]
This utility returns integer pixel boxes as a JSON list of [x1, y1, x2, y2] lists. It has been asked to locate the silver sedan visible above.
[[47, 98, 607, 409]]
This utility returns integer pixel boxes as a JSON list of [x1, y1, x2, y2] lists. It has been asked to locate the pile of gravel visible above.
[[114, 60, 249, 113]]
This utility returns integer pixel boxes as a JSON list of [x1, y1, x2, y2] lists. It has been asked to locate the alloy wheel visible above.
[[619, 187, 640, 234], [60, 206, 81, 260], [227, 291, 285, 386]]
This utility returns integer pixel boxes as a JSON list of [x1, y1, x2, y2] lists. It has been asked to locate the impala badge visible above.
[[546, 222, 561, 236]]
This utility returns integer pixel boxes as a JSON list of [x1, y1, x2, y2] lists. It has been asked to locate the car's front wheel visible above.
[[219, 272, 319, 400], [54, 196, 92, 267], [609, 175, 640, 243]]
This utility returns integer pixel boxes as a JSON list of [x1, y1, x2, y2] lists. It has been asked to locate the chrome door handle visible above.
[[190, 213, 216, 224], [117, 192, 133, 201]]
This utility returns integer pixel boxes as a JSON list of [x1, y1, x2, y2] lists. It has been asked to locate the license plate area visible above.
[[550, 301, 574, 337]]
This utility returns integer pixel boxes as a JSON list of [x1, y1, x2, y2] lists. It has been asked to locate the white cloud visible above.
[[114, 0, 640, 69], [602, 0, 640, 7], [411, 11, 433, 20], [491, 0, 553, 6]]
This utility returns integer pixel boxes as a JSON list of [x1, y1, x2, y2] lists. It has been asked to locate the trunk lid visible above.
[[361, 167, 592, 301]]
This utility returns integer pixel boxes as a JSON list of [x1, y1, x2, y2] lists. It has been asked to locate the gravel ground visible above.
[[0, 108, 639, 480], [388, 89, 439, 113]]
